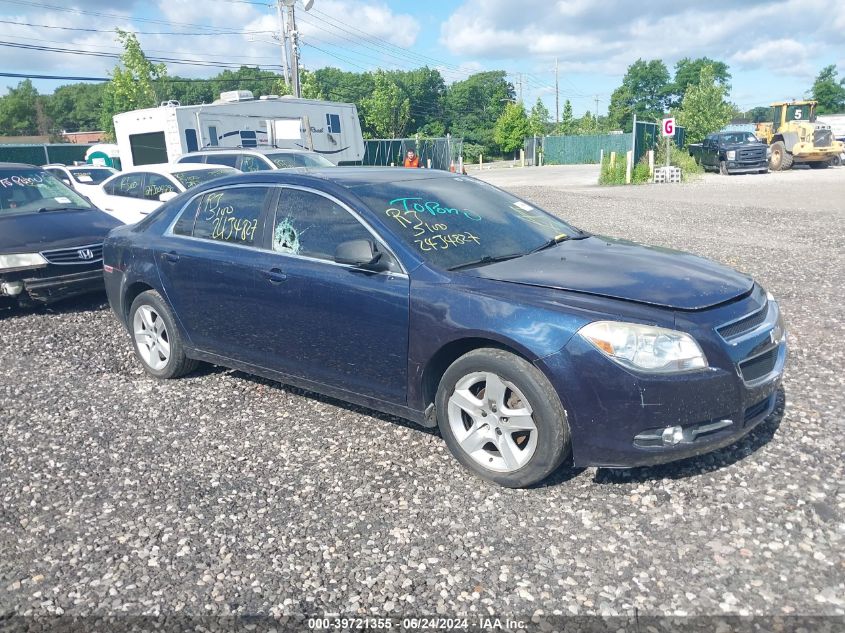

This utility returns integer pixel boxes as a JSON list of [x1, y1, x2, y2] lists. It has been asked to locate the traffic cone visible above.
[[449, 160, 456, 172]]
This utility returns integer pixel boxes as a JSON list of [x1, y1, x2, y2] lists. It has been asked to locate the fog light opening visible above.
[[1, 281, 24, 297], [661, 425, 684, 446]]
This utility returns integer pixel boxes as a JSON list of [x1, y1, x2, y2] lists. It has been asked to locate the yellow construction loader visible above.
[[755, 100, 843, 170]]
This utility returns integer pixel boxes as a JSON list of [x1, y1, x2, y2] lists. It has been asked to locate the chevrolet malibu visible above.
[[103, 168, 787, 487]]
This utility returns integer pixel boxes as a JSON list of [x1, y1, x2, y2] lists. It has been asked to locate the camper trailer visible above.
[[113, 91, 365, 169]]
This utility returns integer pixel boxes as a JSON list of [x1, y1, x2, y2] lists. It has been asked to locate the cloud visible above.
[[440, 0, 843, 80]]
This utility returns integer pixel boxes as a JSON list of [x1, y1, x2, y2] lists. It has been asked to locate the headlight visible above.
[[579, 321, 708, 373], [726, 150, 736, 160], [0, 253, 48, 271]]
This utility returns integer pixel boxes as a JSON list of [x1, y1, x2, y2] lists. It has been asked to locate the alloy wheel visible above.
[[447, 371, 538, 473], [133, 305, 170, 371]]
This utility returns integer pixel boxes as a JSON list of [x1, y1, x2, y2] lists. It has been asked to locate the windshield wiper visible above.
[[448, 253, 524, 271], [36, 206, 86, 213], [529, 229, 592, 254]]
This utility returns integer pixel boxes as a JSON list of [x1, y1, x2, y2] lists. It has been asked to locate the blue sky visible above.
[[2, 0, 844, 120]]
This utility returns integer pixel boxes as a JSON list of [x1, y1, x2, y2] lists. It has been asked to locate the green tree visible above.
[[494, 102, 530, 155], [575, 110, 595, 135], [669, 57, 730, 108], [46, 83, 106, 131], [743, 106, 771, 123], [445, 71, 513, 156], [608, 59, 670, 131], [528, 97, 550, 136], [0, 79, 40, 135], [362, 70, 410, 138], [556, 99, 575, 135], [100, 29, 167, 139], [811, 65, 845, 114], [677, 65, 734, 144]]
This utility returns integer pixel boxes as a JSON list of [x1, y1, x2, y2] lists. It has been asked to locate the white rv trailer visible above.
[[113, 91, 365, 169]]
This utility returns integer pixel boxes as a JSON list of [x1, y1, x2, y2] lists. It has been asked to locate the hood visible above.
[[467, 236, 753, 310], [0, 208, 121, 253]]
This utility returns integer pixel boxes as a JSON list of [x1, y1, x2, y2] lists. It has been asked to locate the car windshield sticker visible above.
[[273, 216, 301, 254], [55, 196, 72, 204], [513, 201, 534, 212], [76, 174, 94, 183], [202, 192, 258, 243]]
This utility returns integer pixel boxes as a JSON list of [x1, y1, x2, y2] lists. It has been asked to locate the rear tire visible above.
[[769, 141, 793, 171], [830, 155, 842, 167], [129, 290, 198, 379], [435, 348, 571, 488]]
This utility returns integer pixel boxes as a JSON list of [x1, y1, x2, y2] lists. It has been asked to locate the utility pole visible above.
[[517, 73, 523, 105], [275, 0, 290, 89], [595, 95, 600, 130], [286, 2, 300, 98], [555, 57, 559, 125]]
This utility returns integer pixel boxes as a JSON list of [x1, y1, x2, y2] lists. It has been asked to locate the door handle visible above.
[[265, 268, 287, 283], [164, 252, 180, 263]]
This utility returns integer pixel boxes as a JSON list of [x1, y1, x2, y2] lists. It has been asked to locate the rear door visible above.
[[155, 185, 274, 363]]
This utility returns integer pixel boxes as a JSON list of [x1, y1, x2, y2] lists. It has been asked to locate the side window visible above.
[[143, 174, 177, 201], [272, 189, 373, 262], [209, 153, 238, 168], [185, 128, 199, 153], [240, 155, 272, 172], [178, 154, 204, 164], [208, 126, 219, 147], [326, 113, 341, 134], [47, 169, 71, 185], [191, 187, 267, 246], [108, 173, 144, 198]]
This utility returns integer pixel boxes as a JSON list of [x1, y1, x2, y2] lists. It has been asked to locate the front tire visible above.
[[435, 348, 571, 488], [129, 290, 198, 379], [769, 141, 793, 171], [808, 161, 829, 169]]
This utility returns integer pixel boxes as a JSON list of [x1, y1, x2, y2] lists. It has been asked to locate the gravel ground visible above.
[[1, 168, 843, 627]]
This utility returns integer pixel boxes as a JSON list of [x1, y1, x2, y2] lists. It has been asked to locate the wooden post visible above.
[[520, 148, 525, 167], [648, 150, 655, 176], [600, 149, 604, 166], [625, 150, 633, 184], [610, 151, 616, 167], [479, 153, 483, 168]]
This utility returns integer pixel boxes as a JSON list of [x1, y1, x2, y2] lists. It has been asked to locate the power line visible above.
[[0, 18, 274, 36]]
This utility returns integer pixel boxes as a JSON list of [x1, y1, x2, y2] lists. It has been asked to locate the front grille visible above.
[[41, 243, 103, 265], [717, 305, 768, 340], [739, 348, 778, 383], [814, 128, 833, 147], [738, 147, 765, 161]]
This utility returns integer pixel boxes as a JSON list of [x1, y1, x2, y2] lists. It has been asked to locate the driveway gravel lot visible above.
[[1, 166, 843, 628]]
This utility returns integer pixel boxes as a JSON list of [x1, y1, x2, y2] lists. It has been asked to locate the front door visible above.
[[249, 187, 410, 405]]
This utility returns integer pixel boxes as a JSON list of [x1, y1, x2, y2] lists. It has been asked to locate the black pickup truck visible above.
[[688, 132, 769, 175]]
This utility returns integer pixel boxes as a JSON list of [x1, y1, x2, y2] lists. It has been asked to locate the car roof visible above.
[[120, 163, 237, 175], [185, 147, 322, 156], [203, 166, 458, 190], [0, 162, 41, 170]]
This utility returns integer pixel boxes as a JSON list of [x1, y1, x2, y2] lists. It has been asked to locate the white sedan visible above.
[[42, 164, 117, 200], [90, 163, 239, 225]]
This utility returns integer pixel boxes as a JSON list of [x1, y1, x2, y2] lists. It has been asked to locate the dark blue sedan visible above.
[[103, 168, 787, 487]]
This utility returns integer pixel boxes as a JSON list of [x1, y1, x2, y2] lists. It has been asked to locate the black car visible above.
[[690, 132, 768, 175], [0, 163, 121, 308]]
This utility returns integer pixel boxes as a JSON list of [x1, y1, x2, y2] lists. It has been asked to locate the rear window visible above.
[[171, 168, 238, 189], [70, 168, 114, 184], [266, 152, 334, 168], [0, 169, 93, 216]]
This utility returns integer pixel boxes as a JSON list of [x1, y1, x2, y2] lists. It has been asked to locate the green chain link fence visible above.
[[0, 144, 92, 166], [542, 133, 633, 165]]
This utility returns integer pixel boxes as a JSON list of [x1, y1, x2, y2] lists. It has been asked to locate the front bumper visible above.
[[2, 268, 105, 304], [725, 160, 768, 174], [538, 293, 787, 468]]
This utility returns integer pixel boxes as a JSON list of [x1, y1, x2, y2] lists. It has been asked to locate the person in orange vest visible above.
[[404, 149, 420, 168]]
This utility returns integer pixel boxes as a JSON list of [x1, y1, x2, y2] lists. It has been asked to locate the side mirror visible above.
[[335, 239, 389, 272], [159, 191, 178, 203]]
